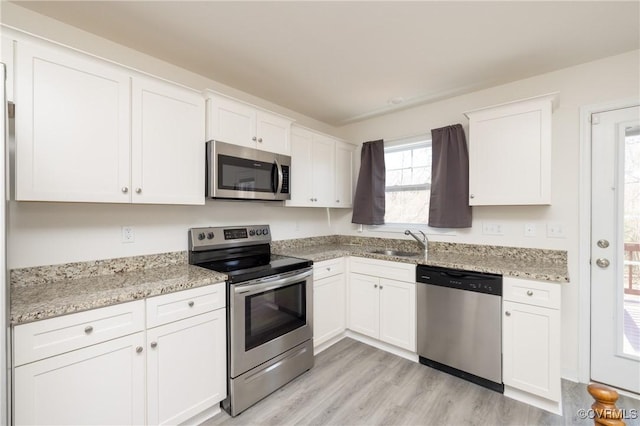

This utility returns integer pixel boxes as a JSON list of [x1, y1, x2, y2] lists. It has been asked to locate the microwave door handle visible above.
[[273, 159, 284, 194]]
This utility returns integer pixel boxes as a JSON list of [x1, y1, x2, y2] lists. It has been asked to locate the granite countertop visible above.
[[11, 235, 568, 326], [273, 236, 569, 283], [10, 254, 227, 326]]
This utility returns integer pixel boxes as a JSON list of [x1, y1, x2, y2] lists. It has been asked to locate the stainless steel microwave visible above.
[[206, 140, 291, 201]]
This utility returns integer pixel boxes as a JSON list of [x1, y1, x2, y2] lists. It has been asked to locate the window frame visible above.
[[365, 134, 456, 236]]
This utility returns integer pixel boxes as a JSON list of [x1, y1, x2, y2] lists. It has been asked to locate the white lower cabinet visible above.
[[348, 258, 416, 352], [14, 332, 146, 426], [146, 310, 226, 425], [313, 259, 346, 349], [502, 277, 561, 413], [13, 283, 227, 425]]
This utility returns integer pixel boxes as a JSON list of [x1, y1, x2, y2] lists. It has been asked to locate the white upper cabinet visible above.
[[334, 141, 355, 208], [206, 92, 291, 155], [15, 39, 131, 203], [14, 36, 206, 205], [465, 93, 556, 206], [131, 76, 205, 205], [286, 125, 355, 208]]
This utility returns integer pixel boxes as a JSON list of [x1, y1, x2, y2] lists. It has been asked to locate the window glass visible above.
[[384, 139, 432, 225]]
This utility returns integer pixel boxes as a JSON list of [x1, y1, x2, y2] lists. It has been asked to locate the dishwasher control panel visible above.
[[416, 265, 502, 296]]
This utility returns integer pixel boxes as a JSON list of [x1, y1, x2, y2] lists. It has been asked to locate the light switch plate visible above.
[[547, 223, 565, 238], [122, 226, 135, 243], [482, 222, 504, 236]]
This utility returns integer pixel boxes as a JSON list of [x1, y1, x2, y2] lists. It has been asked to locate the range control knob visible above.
[[198, 233, 206, 241], [207, 232, 214, 239], [263, 228, 269, 235], [249, 230, 256, 236], [256, 229, 263, 236]]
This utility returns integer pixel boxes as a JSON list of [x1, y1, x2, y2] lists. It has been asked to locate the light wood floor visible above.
[[204, 338, 640, 426]]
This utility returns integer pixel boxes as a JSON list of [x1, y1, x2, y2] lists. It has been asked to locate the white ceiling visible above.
[[9, 1, 640, 126]]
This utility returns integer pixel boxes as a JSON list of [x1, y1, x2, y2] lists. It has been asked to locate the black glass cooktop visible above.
[[191, 245, 312, 284]]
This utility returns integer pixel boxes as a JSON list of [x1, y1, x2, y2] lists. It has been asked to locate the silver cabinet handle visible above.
[[597, 239, 610, 248], [121, 187, 129, 193], [526, 290, 533, 296], [374, 284, 378, 288], [136, 346, 143, 353], [326, 267, 331, 271], [135, 188, 142, 194], [150, 341, 158, 349], [336, 200, 340, 203], [252, 136, 257, 141], [84, 326, 93, 334], [470, 194, 475, 199], [596, 258, 610, 268], [379, 285, 383, 290], [505, 311, 511, 316], [188, 301, 195, 307], [258, 137, 263, 143]]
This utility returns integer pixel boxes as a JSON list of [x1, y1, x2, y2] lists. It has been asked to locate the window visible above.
[[384, 137, 432, 225]]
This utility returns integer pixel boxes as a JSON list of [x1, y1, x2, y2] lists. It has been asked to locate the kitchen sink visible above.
[[369, 249, 419, 257]]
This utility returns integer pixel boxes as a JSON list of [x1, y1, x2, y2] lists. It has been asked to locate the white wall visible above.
[[336, 49, 640, 380]]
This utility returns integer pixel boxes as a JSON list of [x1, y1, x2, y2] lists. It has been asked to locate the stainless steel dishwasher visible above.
[[416, 265, 504, 393]]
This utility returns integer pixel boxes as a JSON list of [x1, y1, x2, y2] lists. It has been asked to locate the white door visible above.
[[313, 274, 346, 347], [311, 135, 335, 206], [131, 76, 205, 205], [378, 279, 416, 351], [15, 40, 131, 203], [348, 273, 380, 339], [207, 95, 256, 148], [146, 310, 226, 426], [334, 142, 354, 208], [591, 105, 640, 393], [14, 333, 145, 425], [256, 110, 291, 155]]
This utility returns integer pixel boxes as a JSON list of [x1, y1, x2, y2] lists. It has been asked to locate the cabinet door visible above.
[[348, 273, 379, 339], [2, 36, 14, 102], [146, 310, 226, 426], [14, 332, 145, 425], [503, 300, 561, 401], [286, 127, 314, 206], [334, 142, 355, 208], [311, 135, 335, 206], [206, 95, 256, 148], [379, 278, 416, 351], [15, 40, 131, 202], [131, 76, 205, 205], [467, 95, 552, 205], [313, 273, 346, 348], [256, 110, 291, 155]]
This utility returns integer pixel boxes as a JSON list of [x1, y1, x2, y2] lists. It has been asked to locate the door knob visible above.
[[597, 239, 610, 249], [596, 258, 610, 268]]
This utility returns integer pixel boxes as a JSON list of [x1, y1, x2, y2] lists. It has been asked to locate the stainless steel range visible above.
[[188, 225, 314, 417]]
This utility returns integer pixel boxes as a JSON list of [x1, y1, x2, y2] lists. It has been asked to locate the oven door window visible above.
[[245, 282, 306, 351], [218, 154, 276, 193]]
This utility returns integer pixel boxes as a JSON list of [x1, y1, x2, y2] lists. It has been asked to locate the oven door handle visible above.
[[234, 268, 312, 296]]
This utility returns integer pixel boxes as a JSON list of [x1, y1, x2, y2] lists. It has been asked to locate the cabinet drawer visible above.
[[146, 282, 225, 328], [14, 300, 145, 366], [503, 277, 561, 309], [313, 258, 344, 280], [349, 257, 415, 283]]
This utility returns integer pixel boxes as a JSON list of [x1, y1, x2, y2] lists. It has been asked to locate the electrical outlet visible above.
[[524, 223, 537, 237], [122, 226, 135, 243], [547, 223, 565, 238], [482, 222, 504, 236]]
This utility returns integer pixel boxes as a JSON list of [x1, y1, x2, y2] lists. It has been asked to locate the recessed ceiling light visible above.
[[388, 96, 405, 105]]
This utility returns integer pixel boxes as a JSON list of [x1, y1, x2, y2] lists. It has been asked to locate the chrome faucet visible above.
[[405, 229, 428, 258]]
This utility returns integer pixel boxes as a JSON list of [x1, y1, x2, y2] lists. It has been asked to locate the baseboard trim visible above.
[[314, 332, 347, 355], [504, 386, 562, 416], [179, 404, 221, 426], [345, 330, 418, 363]]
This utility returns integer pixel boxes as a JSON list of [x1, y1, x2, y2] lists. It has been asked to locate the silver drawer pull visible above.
[[505, 311, 511, 316], [136, 346, 143, 353], [188, 301, 195, 307], [150, 341, 158, 349], [326, 267, 331, 271], [84, 326, 93, 334], [526, 290, 534, 296]]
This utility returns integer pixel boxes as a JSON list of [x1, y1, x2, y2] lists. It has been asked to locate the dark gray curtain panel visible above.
[[352, 140, 385, 225], [428, 124, 472, 228]]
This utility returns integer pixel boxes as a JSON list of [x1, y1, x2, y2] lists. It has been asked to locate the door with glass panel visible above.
[[591, 105, 640, 393]]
